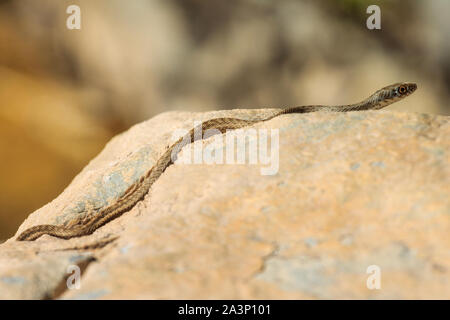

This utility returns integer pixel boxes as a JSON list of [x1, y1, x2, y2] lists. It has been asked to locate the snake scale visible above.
[[17, 82, 417, 241]]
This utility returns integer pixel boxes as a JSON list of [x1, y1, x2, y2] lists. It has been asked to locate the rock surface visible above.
[[1, 110, 449, 299]]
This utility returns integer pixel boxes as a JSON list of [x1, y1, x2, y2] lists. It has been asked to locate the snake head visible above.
[[391, 82, 417, 98], [370, 82, 417, 109]]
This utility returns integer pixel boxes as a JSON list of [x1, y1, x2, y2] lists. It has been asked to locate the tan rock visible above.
[[1, 110, 449, 299]]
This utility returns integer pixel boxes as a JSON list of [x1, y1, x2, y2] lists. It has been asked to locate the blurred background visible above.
[[0, 0, 449, 239]]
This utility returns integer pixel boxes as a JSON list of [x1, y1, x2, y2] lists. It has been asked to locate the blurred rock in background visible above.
[[0, 0, 449, 238]]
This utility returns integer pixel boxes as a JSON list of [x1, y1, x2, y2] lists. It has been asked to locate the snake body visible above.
[[17, 82, 417, 241]]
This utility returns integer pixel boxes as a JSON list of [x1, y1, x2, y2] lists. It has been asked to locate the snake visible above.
[[16, 82, 417, 241]]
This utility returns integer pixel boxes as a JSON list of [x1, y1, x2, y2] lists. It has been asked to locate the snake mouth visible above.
[[404, 82, 417, 95], [409, 83, 417, 92]]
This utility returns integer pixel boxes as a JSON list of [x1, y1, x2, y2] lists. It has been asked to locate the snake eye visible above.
[[398, 85, 407, 94]]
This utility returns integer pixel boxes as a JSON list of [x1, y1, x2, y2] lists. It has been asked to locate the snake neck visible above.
[[277, 87, 407, 115], [335, 88, 404, 111]]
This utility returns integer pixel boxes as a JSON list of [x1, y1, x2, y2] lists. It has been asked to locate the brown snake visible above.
[[17, 82, 417, 241]]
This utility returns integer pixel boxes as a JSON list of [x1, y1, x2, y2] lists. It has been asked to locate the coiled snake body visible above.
[[17, 82, 417, 241]]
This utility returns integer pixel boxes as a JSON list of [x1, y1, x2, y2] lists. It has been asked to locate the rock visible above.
[[0, 242, 94, 299], [0, 110, 449, 299]]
